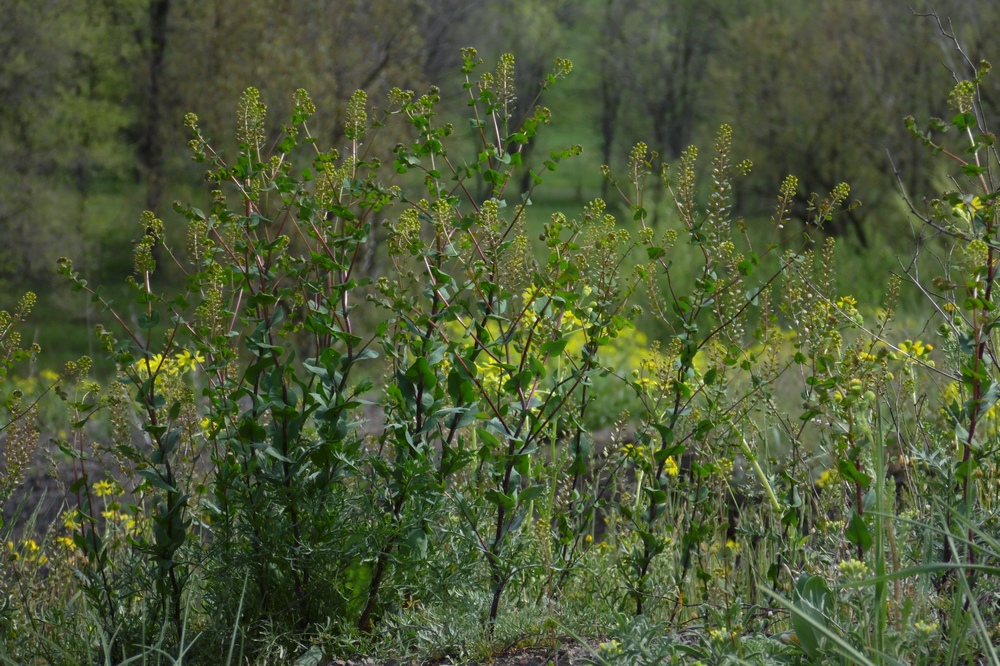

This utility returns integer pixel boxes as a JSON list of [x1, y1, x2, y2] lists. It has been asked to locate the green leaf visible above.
[[485, 489, 515, 512], [761, 584, 876, 666], [401, 527, 428, 560], [483, 169, 504, 186], [138, 469, 178, 494], [517, 484, 546, 504], [953, 112, 976, 132], [540, 338, 567, 356], [568, 432, 591, 475], [447, 369, 476, 404], [503, 370, 532, 394], [405, 357, 438, 389], [476, 427, 500, 453], [137, 311, 161, 329], [791, 573, 834, 659], [652, 424, 674, 447], [643, 486, 667, 504], [837, 458, 870, 488], [845, 511, 872, 551]]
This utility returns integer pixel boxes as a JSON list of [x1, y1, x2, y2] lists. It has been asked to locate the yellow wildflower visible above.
[[62, 511, 82, 530], [93, 479, 117, 497]]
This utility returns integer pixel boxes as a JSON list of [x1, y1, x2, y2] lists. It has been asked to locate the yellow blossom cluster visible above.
[[895, 339, 933, 359], [620, 441, 678, 476], [708, 628, 739, 646], [952, 195, 983, 222], [134, 348, 204, 379], [913, 619, 939, 640], [93, 479, 120, 497], [838, 557, 869, 582], [5, 538, 47, 566], [830, 294, 864, 328], [814, 468, 839, 489]]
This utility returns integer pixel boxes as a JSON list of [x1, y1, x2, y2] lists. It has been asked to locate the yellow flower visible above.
[[814, 468, 838, 489], [839, 557, 869, 582], [172, 349, 205, 374], [899, 339, 932, 358], [953, 196, 983, 221], [134, 349, 203, 378], [57, 536, 75, 550], [663, 456, 679, 477], [93, 480, 117, 497], [941, 380, 1000, 435], [836, 295, 857, 309], [913, 620, 938, 640], [62, 511, 82, 530], [135, 353, 165, 378]]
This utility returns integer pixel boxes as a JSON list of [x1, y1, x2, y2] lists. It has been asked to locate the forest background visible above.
[[1, 0, 993, 368]]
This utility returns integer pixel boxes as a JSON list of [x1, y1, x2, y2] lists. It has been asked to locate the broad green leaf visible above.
[[845, 511, 872, 551]]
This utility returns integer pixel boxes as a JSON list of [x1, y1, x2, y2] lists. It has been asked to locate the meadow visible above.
[[2, 48, 1000, 666]]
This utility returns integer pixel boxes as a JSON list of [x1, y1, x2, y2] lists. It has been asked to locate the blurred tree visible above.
[[141, 0, 171, 214], [711, 0, 947, 246], [163, 0, 434, 160], [590, 0, 629, 199], [415, 0, 494, 89], [585, 0, 746, 216], [0, 0, 136, 284], [620, 0, 729, 161], [0, 0, 478, 287], [915, 1, 1000, 132], [470, 0, 575, 193]]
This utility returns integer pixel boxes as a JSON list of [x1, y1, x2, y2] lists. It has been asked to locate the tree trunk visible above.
[[139, 0, 171, 214]]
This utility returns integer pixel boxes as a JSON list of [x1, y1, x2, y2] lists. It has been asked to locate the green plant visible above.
[[43, 47, 662, 658]]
